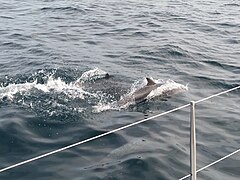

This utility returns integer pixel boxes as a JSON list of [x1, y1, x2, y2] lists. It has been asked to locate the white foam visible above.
[[92, 103, 114, 113], [120, 78, 188, 102], [0, 69, 188, 114], [147, 79, 188, 100], [0, 76, 92, 101], [92, 78, 188, 113], [0, 81, 37, 100]]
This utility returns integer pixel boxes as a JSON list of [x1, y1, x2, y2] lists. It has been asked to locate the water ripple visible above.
[[0, 0, 239, 179]]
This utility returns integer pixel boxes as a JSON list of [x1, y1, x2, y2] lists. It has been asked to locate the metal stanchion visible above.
[[190, 101, 196, 180]]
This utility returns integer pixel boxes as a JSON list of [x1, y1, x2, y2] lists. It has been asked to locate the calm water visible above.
[[0, 0, 239, 179]]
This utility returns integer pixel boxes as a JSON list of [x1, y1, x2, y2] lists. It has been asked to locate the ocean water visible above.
[[0, 0, 239, 179]]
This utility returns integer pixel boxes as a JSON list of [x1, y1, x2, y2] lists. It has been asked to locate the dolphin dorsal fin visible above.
[[146, 78, 156, 86]]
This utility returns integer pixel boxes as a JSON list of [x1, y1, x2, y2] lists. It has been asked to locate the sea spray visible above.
[[92, 78, 188, 112]]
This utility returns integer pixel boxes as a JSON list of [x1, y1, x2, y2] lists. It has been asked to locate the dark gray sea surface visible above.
[[0, 0, 239, 179]]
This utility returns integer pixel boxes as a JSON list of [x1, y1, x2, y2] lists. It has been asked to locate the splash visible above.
[[0, 80, 37, 101], [128, 78, 188, 101], [0, 76, 91, 101], [0, 68, 112, 117], [0, 68, 111, 101], [0, 69, 188, 114], [147, 79, 188, 100], [93, 78, 188, 112]]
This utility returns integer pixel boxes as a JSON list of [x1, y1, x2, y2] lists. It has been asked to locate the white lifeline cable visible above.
[[195, 85, 240, 104]]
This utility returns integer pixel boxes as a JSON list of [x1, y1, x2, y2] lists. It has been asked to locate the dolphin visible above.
[[117, 78, 162, 106], [133, 78, 161, 102], [93, 76, 188, 111]]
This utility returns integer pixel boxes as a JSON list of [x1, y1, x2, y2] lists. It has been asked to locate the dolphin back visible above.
[[146, 78, 156, 86]]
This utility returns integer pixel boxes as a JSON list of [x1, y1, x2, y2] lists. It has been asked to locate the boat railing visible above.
[[0, 85, 239, 180]]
